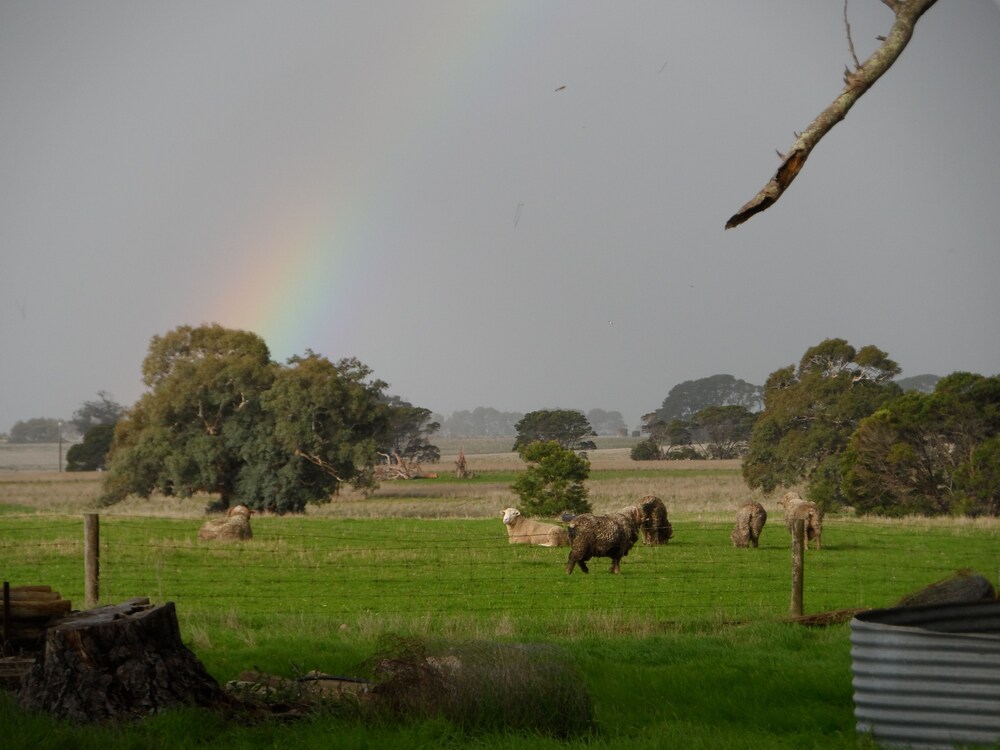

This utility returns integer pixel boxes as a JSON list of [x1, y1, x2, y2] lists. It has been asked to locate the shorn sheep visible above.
[[500, 508, 570, 547], [198, 504, 253, 541], [778, 491, 822, 550], [565, 506, 641, 574], [638, 495, 673, 545], [730, 501, 767, 548]]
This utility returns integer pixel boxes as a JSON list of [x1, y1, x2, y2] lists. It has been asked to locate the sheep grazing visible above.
[[638, 495, 673, 545], [731, 501, 767, 548], [500, 508, 570, 547], [198, 504, 253, 541], [778, 491, 822, 550], [565, 508, 640, 574]]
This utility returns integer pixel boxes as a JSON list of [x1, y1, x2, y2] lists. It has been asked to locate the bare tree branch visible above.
[[725, 0, 939, 230], [844, 0, 862, 70]]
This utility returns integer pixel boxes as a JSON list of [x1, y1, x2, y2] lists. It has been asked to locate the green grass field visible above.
[[1, 453, 999, 749]]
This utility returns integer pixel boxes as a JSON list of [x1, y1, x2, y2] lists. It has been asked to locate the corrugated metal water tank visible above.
[[851, 601, 1000, 749]]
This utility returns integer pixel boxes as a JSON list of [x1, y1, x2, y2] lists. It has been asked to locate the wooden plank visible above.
[[0, 599, 73, 618], [6, 590, 62, 601]]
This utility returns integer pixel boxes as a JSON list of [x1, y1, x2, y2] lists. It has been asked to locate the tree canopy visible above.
[[512, 409, 596, 453], [9, 418, 63, 443], [586, 408, 628, 436], [741, 338, 901, 507], [70, 391, 124, 436], [842, 372, 1000, 517], [101, 325, 400, 513], [656, 374, 763, 424], [692, 405, 756, 460], [376, 396, 441, 477]]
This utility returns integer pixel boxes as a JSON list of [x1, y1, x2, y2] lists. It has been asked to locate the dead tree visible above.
[[454, 448, 474, 479]]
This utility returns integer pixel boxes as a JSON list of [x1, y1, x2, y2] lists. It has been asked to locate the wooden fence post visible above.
[[790, 517, 804, 617], [2, 581, 10, 645], [84, 514, 99, 609]]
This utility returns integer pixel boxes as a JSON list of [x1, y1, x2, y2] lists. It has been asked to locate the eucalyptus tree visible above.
[[70, 391, 124, 436], [692, 404, 756, 460], [101, 324, 276, 507], [842, 372, 1000, 516], [246, 352, 389, 512], [377, 396, 440, 470], [512, 409, 596, 453], [101, 325, 392, 513], [742, 338, 901, 508]]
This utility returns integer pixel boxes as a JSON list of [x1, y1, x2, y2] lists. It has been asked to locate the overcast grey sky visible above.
[[2, 1, 999, 435]]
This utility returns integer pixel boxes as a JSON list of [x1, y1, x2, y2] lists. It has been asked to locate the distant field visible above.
[[0, 442, 69, 472], [0, 436, 643, 474]]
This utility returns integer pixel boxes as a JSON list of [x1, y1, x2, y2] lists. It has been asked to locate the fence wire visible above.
[[3, 513, 999, 629]]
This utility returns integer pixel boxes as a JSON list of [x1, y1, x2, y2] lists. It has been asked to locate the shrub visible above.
[[510, 440, 591, 516], [629, 438, 663, 461]]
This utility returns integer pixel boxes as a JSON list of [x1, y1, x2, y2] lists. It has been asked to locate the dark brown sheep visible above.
[[638, 495, 673, 545], [730, 501, 767, 548], [565, 508, 640, 574]]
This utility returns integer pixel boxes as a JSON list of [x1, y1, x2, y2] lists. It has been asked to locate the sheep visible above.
[[565, 507, 641, 574], [500, 508, 570, 547], [778, 491, 822, 550], [638, 495, 673, 545], [730, 501, 767, 548], [198, 504, 253, 541]]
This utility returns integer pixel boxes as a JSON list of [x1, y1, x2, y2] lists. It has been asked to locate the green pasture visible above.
[[2, 511, 999, 748]]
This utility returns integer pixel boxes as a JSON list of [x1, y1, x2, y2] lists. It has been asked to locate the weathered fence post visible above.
[[84, 513, 99, 609], [790, 517, 805, 617], [2, 581, 10, 645]]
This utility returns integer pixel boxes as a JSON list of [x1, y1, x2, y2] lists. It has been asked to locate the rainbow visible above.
[[209, 3, 538, 363]]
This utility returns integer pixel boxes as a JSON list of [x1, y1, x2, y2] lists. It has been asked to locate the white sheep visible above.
[[500, 508, 570, 547], [778, 491, 822, 550], [198, 504, 254, 541], [731, 501, 767, 548]]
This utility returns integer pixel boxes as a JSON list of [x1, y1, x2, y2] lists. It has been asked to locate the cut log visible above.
[[18, 599, 229, 722]]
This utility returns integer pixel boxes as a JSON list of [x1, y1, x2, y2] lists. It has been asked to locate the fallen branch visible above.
[[725, 0, 939, 229]]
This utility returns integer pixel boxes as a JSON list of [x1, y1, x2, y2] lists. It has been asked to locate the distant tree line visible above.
[[435, 407, 626, 438], [12, 325, 990, 519]]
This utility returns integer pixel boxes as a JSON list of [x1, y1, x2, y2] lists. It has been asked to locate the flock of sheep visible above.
[[199, 493, 824, 578], [502, 491, 823, 574]]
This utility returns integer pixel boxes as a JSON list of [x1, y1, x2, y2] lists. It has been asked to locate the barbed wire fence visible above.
[[4, 513, 999, 634]]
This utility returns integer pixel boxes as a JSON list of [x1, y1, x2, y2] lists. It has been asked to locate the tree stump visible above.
[[18, 598, 228, 722]]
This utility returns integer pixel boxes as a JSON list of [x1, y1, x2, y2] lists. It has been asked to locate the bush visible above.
[[665, 446, 702, 460], [510, 440, 591, 516], [629, 438, 663, 461], [65, 424, 116, 471], [361, 635, 593, 737]]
